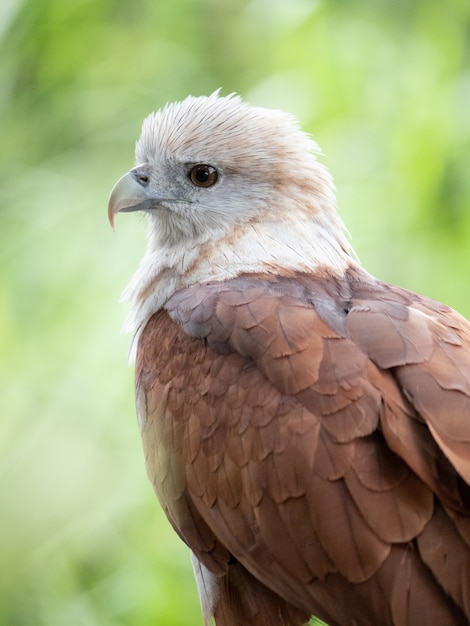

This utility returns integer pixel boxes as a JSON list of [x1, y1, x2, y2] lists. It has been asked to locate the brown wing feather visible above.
[[137, 271, 470, 626]]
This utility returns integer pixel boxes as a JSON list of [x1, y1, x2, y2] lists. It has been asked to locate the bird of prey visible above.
[[108, 92, 470, 626]]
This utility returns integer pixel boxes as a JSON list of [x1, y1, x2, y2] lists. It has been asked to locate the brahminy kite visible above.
[[108, 93, 470, 626]]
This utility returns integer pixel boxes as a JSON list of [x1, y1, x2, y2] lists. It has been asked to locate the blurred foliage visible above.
[[0, 0, 469, 625]]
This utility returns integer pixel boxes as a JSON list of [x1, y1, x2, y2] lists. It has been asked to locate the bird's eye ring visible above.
[[189, 164, 218, 188]]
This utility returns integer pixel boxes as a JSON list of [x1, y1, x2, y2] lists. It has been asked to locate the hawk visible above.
[[108, 92, 470, 626]]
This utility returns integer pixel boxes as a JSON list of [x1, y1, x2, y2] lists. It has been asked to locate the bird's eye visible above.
[[189, 164, 218, 188]]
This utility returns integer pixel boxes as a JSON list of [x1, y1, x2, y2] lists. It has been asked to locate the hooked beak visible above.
[[108, 165, 156, 229]]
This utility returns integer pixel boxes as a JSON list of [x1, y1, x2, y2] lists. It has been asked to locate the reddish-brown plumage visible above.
[[135, 269, 470, 626]]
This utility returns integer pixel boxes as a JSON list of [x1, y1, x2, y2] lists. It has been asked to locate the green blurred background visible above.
[[1, 0, 469, 624]]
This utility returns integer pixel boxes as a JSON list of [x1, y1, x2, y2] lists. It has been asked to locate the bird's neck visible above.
[[121, 215, 356, 357]]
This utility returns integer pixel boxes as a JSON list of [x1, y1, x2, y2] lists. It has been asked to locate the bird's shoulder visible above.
[[155, 265, 470, 375]]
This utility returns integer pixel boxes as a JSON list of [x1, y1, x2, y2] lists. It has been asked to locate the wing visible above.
[[136, 271, 470, 626]]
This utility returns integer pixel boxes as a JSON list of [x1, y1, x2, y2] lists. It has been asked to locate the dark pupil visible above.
[[196, 167, 209, 183]]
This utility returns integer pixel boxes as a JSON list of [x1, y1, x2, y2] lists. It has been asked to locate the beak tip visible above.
[[107, 205, 116, 231]]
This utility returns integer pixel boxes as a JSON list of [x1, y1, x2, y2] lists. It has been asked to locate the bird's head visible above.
[[109, 93, 355, 341], [108, 92, 343, 249]]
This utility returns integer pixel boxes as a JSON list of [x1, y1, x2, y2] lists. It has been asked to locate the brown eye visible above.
[[189, 164, 218, 188]]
